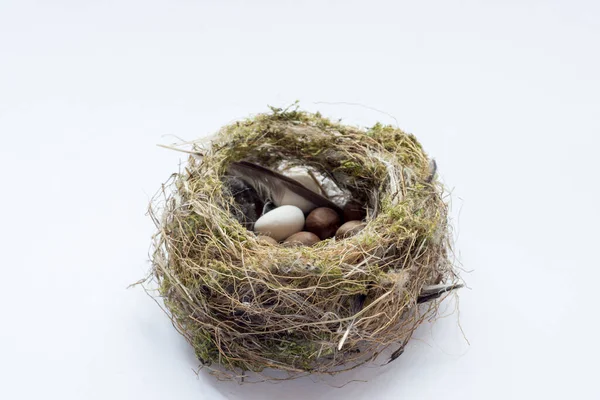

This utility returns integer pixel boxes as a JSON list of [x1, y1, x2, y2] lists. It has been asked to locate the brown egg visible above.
[[305, 207, 341, 240], [335, 221, 366, 239], [257, 235, 278, 245], [343, 201, 366, 222], [283, 231, 321, 247]]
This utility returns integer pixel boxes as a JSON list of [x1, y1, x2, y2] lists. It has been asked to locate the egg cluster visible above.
[[254, 202, 366, 247]]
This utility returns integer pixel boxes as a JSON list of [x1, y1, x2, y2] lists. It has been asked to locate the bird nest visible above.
[[146, 106, 459, 381]]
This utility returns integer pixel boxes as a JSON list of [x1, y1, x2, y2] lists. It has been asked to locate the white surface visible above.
[[1, 1, 598, 399]]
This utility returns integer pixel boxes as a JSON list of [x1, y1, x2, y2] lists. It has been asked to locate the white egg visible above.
[[254, 205, 305, 241]]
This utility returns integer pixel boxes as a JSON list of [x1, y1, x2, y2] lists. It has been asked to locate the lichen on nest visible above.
[[146, 105, 459, 381]]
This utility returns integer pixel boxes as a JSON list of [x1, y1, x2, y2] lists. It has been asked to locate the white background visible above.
[[1, 1, 598, 399]]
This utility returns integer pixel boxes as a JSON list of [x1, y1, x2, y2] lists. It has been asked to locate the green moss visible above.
[[262, 335, 324, 370], [192, 330, 220, 365]]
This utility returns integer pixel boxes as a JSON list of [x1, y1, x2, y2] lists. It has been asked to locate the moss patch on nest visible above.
[[147, 106, 457, 381]]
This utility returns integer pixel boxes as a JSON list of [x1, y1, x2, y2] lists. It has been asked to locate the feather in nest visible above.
[[228, 161, 343, 215]]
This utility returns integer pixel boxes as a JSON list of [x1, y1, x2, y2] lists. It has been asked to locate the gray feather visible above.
[[417, 283, 463, 303], [228, 161, 343, 215], [426, 159, 437, 183]]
